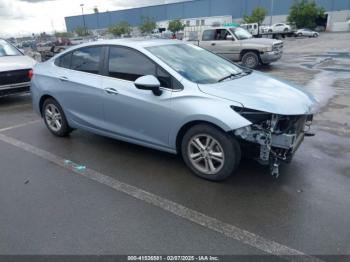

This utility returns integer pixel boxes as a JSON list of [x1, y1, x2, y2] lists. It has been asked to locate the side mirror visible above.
[[226, 35, 234, 41], [134, 75, 162, 96]]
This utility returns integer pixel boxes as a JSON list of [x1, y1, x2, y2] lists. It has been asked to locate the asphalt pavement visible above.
[[0, 33, 350, 261]]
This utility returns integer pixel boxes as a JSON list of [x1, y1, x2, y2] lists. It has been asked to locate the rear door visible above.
[[54, 46, 105, 129]]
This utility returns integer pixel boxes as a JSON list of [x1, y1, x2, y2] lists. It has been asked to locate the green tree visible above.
[[139, 16, 156, 34], [74, 26, 90, 37], [108, 21, 132, 37], [54, 31, 73, 38], [287, 0, 326, 29], [168, 19, 185, 33], [243, 7, 267, 24]]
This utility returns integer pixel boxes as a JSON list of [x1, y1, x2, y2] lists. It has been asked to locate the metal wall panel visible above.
[[166, 3, 185, 20], [65, 0, 350, 31], [183, 0, 211, 18], [210, 0, 237, 17]]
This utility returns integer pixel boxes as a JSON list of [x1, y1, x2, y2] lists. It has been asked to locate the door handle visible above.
[[104, 88, 119, 95], [59, 76, 69, 82]]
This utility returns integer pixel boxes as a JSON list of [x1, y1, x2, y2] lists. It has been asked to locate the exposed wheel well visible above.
[[39, 95, 55, 116], [175, 120, 228, 154]]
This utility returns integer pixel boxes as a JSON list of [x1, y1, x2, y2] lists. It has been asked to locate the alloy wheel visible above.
[[45, 104, 62, 132], [187, 134, 225, 175]]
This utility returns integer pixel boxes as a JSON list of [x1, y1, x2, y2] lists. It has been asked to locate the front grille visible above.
[[0, 69, 30, 86], [273, 43, 284, 51]]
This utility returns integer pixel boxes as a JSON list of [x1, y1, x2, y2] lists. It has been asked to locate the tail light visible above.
[[28, 69, 33, 80]]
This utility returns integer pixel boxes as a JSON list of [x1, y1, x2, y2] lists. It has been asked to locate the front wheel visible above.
[[43, 98, 72, 137], [241, 51, 260, 69], [181, 124, 241, 181], [313, 33, 318, 37]]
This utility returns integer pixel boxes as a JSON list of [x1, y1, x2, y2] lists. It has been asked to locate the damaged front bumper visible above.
[[234, 114, 313, 178]]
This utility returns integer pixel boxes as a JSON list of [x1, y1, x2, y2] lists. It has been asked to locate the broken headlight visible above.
[[231, 106, 272, 125]]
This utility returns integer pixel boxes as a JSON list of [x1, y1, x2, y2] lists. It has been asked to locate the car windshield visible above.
[[0, 40, 22, 57], [146, 44, 243, 84], [229, 27, 253, 40]]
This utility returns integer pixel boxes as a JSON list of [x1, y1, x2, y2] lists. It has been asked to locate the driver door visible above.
[[200, 29, 239, 61], [101, 46, 173, 149]]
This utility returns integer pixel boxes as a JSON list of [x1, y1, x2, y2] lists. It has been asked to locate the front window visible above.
[[229, 27, 253, 40], [146, 44, 243, 84], [108, 46, 174, 89], [108, 46, 156, 82], [0, 40, 22, 57]]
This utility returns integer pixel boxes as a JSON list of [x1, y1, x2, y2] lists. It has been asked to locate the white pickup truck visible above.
[[189, 27, 283, 69]]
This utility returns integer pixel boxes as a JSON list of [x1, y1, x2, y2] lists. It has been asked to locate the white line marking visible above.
[[0, 133, 323, 262], [316, 126, 350, 135], [0, 120, 41, 133]]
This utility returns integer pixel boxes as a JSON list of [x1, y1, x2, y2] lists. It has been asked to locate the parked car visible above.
[[189, 27, 283, 69], [31, 40, 317, 181], [267, 23, 292, 33], [0, 39, 36, 97], [70, 37, 90, 45], [295, 28, 319, 38]]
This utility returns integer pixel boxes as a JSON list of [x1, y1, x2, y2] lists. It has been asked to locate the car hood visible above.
[[0, 55, 37, 72], [198, 71, 318, 115], [239, 38, 282, 47]]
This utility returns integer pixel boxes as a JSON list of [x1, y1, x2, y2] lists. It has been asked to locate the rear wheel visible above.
[[42, 98, 72, 137], [241, 51, 260, 69], [181, 124, 241, 181]]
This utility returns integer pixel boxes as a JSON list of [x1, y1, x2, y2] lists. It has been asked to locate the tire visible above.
[[313, 33, 318, 38], [42, 98, 72, 137], [268, 29, 273, 33], [241, 51, 260, 69], [297, 33, 302, 37], [181, 124, 241, 181]]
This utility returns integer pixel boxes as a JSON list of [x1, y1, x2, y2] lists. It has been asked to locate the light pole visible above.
[[94, 6, 100, 29], [270, 0, 274, 26], [80, 4, 86, 35]]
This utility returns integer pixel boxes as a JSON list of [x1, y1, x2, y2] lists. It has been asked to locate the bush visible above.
[[74, 26, 91, 37], [168, 20, 185, 33], [287, 0, 326, 29], [139, 16, 156, 35], [108, 21, 132, 37], [243, 7, 267, 25]]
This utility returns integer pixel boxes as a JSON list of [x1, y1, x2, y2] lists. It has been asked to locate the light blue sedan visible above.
[[30, 39, 317, 180]]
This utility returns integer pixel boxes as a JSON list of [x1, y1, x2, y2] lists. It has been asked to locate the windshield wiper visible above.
[[218, 72, 247, 82]]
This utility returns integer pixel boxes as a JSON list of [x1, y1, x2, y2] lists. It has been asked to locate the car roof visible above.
[[71, 38, 184, 50]]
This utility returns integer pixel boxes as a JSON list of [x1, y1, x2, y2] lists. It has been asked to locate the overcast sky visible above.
[[0, 0, 187, 37]]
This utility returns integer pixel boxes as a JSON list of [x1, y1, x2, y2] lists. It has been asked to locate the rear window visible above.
[[55, 53, 72, 69], [71, 47, 102, 74], [202, 30, 215, 41], [0, 39, 22, 57]]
